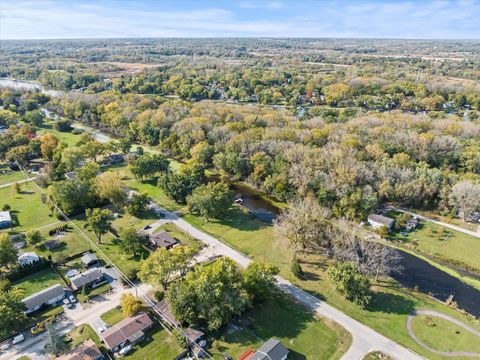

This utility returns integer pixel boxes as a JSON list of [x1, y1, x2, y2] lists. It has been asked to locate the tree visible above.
[[0, 233, 17, 268], [118, 137, 132, 154], [6, 145, 30, 166], [243, 261, 279, 303], [25, 229, 43, 246], [129, 153, 169, 181], [274, 197, 333, 258], [85, 208, 113, 243], [96, 171, 127, 209], [53, 119, 72, 132], [327, 262, 371, 307], [40, 133, 59, 160], [119, 227, 144, 256], [120, 293, 143, 316], [45, 322, 68, 356], [451, 181, 480, 221], [138, 245, 195, 290], [187, 182, 233, 220], [81, 139, 105, 163], [24, 110, 45, 127], [12, 181, 21, 195], [47, 179, 98, 215], [76, 161, 99, 181], [0, 288, 26, 338], [158, 163, 206, 204], [166, 257, 249, 330], [125, 192, 150, 216]]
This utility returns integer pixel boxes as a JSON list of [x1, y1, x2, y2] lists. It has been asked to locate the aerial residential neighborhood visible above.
[[1, 1, 480, 360]]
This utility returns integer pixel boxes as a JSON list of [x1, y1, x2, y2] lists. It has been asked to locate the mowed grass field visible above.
[[410, 315, 480, 354], [0, 180, 56, 233], [38, 123, 81, 147], [12, 268, 63, 297], [210, 294, 351, 360], [179, 204, 480, 360]]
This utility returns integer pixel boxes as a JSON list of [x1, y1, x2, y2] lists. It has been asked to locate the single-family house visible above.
[[367, 214, 395, 230], [56, 339, 103, 360], [0, 211, 12, 229], [158, 299, 180, 327], [82, 252, 99, 267], [107, 154, 124, 164], [18, 252, 40, 266], [70, 268, 104, 291], [250, 338, 289, 360], [101, 312, 153, 352], [148, 231, 178, 250], [22, 284, 65, 314]]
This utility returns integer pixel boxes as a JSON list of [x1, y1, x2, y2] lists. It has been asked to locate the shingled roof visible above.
[[101, 312, 153, 350], [70, 268, 103, 290], [56, 339, 102, 360], [22, 284, 64, 312]]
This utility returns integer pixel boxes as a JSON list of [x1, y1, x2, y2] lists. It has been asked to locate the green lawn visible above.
[[77, 283, 112, 303], [12, 268, 63, 297], [410, 315, 480, 354], [100, 306, 127, 326], [387, 211, 480, 273], [123, 325, 184, 360], [210, 294, 351, 360], [38, 124, 81, 147], [0, 164, 25, 186], [67, 324, 102, 349], [0, 181, 56, 233], [154, 222, 203, 251], [182, 206, 480, 360]]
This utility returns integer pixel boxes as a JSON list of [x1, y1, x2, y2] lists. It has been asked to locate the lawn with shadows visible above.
[[38, 123, 80, 147], [209, 294, 351, 360], [100, 306, 127, 326], [66, 324, 102, 349], [12, 268, 63, 297]]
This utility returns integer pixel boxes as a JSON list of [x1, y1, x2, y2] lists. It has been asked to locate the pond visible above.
[[391, 249, 480, 318]]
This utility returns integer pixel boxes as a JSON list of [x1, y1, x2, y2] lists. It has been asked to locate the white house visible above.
[[0, 211, 12, 229], [18, 252, 40, 266], [367, 214, 395, 230], [22, 284, 65, 314]]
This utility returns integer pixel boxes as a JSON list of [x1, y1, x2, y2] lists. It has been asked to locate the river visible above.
[[3, 78, 480, 318]]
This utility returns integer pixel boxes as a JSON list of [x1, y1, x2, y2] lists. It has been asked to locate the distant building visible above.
[[22, 284, 64, 314], [148, 231, 178, 250], [56, 339, 103, 360], [82, 252, 99, 267], [18, 252, 40, 266], [101, 312, 153, 352], [0, 211, 12, 229], [367, 214, 395, 230], [70, 268, 104, 291], [107, 154, 125, 164]]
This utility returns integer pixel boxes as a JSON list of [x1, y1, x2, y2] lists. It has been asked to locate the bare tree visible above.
[[451, 180, 480, 221], [274, 196, 332, 258]]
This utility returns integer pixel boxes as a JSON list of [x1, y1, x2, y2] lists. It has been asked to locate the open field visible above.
[[410, 315, 480, 354], [0, 181, 55, 233], [210, 294, 351, 360], [38, 123, 80, 147], [12, 268, 63, 297], [181, 205, 480, 360], [0, 165, 25, 186]]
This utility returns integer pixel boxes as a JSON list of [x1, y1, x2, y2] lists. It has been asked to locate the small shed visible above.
[[0, 211, 12, 229], [82, 252, 99, 267]]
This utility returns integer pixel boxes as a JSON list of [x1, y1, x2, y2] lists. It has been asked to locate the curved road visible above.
[[406, 310, 480, 358], [148, 204, 423, 360]]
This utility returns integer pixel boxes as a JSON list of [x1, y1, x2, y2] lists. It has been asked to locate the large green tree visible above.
[[187, 182, 233, 220], [327, 262, 371, 307], [158, 162, 206, 204], [129, 153, 169, 181], [0, 288, 26, 338], [0, 233, 17, 268], [86, 208, 113, 243], [243, 261, 279, 304], [119, 227, 144, 256]]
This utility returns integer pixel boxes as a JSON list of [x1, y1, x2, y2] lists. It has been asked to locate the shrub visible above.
[[2, 204, 11, 211], [291, 259, 304, 278], [154, 289, 165, 302], [175, 332, 187, 349], [0, 278, 11, 291]]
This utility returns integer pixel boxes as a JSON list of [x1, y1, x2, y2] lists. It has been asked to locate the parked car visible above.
[[63, 298, 73, 309], [0, 343, 10, 351], [68, 294, 77, 303], [12, 334, 24, 345]]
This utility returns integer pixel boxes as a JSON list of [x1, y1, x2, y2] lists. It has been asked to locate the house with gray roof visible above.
[[367, 214, 395, 230], [82, 252, 99, 267], [148, 231, 178, 250], [70, 268, 104, 291], [250, 338, 289, 360], [22, 284, 65, 314]]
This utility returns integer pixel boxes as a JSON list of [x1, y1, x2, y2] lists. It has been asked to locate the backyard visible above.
[[12, 268, 63, 297], [209, 294, 351, 360]]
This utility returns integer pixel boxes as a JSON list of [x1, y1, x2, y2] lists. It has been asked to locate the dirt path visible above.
[[406, 310, 480, 358]]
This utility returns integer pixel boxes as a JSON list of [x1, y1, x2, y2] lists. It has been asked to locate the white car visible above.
[[0, 343, 10, 351], [68, 294, 77, 303], [118, 345, 132, 356], [12, 334, 24, 345]]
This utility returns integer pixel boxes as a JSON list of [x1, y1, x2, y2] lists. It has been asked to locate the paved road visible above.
[[390, 206, 480, 238], [406, 310, 480, 357], [149, 204, 423, 360]]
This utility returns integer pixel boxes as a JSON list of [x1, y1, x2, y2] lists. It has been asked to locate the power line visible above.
[[14, 159, 213, 359]]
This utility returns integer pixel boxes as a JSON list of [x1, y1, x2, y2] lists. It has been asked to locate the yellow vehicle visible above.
[[30, 315, 55, 336]]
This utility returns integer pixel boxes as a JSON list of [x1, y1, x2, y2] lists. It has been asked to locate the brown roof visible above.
[[56, 340, 102, 360], [149, 231, 178, 248], [101, 312, 153, 350]]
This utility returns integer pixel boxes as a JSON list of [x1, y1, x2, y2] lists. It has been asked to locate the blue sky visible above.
[[1, 0, 479, 40]]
